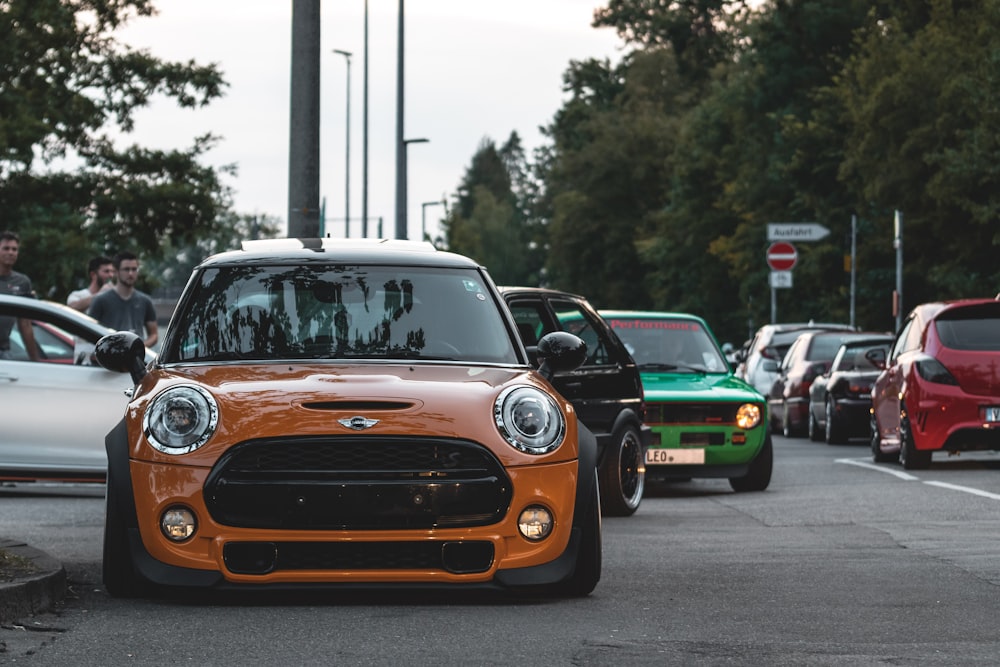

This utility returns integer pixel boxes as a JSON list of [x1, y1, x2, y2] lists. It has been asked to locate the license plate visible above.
[[646, 448, 705, 465], [986, 407, 1000, 422]]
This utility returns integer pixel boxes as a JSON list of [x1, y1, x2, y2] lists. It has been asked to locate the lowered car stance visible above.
[[600, 311, 772, 492], [500, 287, 652, 517], [870, 298, 1000, 469], [95, 239, 601, 597]]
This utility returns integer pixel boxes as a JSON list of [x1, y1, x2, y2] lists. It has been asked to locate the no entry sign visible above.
[[766, 242, 797, 271]]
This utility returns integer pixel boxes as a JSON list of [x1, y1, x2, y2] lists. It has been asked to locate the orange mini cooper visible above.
[[95, 239, 600, 597]]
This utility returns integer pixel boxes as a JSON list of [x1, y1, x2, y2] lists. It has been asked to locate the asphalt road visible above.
[[4, 435, 1000, 665]]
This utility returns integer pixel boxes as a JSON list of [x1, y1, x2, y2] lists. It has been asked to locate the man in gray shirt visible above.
[[0, 230, 40, 360], [89, 251, 159, 349]]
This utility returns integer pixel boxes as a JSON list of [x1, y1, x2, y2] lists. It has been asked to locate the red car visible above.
[[870, 298, 1000, 469], [769, 330, 880, 437]]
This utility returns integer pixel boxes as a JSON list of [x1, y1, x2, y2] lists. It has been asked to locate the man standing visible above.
[[67, 255, 116, 312], [89, 251, 158, 349], [0, 230, 40, 360]]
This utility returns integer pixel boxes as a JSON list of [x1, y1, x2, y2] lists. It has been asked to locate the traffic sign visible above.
[[766, 242, 797, 271], [769, 271, 793, 288], [767, 223, 830, 242]]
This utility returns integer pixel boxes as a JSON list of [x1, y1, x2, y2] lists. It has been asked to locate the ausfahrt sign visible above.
[[766, 242, 797, 271]]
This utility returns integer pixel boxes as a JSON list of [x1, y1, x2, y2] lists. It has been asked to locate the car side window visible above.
[[890, 318, 918, 360], [506, 302, 546, 348], [548, 298, 611, 366]]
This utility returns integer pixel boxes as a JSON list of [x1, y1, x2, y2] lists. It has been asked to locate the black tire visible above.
[[103, 476, 147, 598], [554, 474, 602, 597], [825, 398, 847, 444], [808, 406, 823, 442], [899, 414, 931, 470], [598, 423, 645, 517], [871, 413, 898, 463], [729, 433, 773, 492]]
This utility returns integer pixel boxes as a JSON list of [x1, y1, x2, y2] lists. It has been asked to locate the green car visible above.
[[600, 311, 773, 492]]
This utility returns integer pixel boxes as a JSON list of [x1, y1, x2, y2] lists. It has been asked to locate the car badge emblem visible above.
[[339, 416, 379, 431]]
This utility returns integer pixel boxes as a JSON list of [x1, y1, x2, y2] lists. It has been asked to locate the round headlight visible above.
[[143, 385, 218, 454], [494, 386, 565, 454], [735, 403, 762, 430]]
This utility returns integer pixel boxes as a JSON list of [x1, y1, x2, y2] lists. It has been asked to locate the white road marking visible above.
[[837, 458, 1000, 500], [836, 458, 920, 481]]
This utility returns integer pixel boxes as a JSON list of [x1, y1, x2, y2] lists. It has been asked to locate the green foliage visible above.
[[0, 0, 231, 299], [448, 0, 1000, 345]]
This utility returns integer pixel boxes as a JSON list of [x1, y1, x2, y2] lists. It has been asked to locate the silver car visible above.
[[0, 295, 155, 481], [735, 322, 855, 397]]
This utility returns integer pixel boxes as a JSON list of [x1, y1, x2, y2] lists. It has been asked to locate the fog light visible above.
[[160, 506, 197, 542], [517, 506, 553, 541]]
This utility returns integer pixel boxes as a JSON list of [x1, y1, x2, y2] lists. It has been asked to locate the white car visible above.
[[0, 295, 155, 482]]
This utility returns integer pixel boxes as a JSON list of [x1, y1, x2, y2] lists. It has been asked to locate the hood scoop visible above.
[[302, 400, 414, 411]]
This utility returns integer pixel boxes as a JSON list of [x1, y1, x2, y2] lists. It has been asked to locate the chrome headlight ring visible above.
[[494, 386, 566, 455], [143, 385, 219, 454]]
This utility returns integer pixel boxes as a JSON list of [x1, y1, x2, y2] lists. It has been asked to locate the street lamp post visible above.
[[421, 200, 444, 242], [399, 137, 428, 240], [394, 0, 405, 239], [333, 49, 352, 237]]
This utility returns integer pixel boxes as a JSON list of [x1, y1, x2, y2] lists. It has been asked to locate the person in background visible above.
[[67, 255, 116, 312], [88, 250, 158, 349], [0, 230, 40, 360]]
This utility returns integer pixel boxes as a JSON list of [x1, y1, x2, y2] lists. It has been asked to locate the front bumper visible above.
[[105, 421, 598, 590]]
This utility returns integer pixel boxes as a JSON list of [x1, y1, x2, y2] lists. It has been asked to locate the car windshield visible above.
[[605, 317, 728, 373], [162, 264, 518, 364]]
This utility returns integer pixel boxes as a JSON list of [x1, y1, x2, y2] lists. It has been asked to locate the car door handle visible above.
[[0, 372, 17, 383]]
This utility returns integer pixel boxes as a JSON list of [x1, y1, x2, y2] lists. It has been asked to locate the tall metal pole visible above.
[[894, 210, 903, 331], [850, 214, 857, 329], [362, 0, 369, 238], [421, 200, 444, 241], [394, 0, 406, 239], [288, 0, 321, 238], [333, 50, 352, 238]]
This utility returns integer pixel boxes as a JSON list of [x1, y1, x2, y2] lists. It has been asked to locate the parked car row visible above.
[[738, 297, 1000, 474], [8, 235, 996, 596]]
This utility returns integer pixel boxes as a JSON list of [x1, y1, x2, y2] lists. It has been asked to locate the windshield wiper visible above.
[[638, 362, 710, 373]]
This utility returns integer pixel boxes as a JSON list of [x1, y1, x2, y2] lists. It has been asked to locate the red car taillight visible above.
[[914, 355, 959, 385]]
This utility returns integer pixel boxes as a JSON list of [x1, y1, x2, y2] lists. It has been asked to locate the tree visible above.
[[441, 134, 541, 286], [0, 0, 231, 299]]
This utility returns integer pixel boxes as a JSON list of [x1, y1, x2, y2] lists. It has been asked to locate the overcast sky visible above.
[[117, 1, 624, 241]]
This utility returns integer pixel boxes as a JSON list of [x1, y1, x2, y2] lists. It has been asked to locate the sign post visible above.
[[766, 242, 797, 323]]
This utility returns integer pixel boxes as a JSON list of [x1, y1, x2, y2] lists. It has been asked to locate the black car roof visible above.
[[197, 238, 483, 270]]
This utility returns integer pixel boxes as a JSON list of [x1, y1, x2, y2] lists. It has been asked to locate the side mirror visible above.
[[535, 331, 587, 381], [95, 331, 148, 384], [865, 348, 887, 370]]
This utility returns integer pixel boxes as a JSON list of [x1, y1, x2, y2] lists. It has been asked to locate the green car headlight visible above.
[[735, 403, 763, 430], [143, 385, 219, 454]]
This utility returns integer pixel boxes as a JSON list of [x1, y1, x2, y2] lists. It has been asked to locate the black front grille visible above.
[[204, 437, 512, 530], [223, 540, 495, 575], [647, 403, 740, 425]]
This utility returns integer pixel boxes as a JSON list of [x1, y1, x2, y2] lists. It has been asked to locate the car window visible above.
[[935, 310, 1000, 351], [549, 298, 611, 366], [167, 265, 518, 364], [892, 316, 922, 358], [506, 302, 546, 348]]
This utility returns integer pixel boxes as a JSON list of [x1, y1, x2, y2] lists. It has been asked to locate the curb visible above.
[[0, 539, 67, 624]]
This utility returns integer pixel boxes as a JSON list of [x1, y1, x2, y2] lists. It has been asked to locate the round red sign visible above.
[[766, 242, 797, 271]]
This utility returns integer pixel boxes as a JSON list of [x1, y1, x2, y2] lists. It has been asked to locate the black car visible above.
[[807, 334, 893, 444], [499, 287, 652, 516]]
